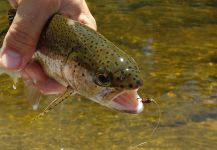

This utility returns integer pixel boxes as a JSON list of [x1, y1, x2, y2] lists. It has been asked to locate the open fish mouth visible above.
[[108, 90, 144, 114]]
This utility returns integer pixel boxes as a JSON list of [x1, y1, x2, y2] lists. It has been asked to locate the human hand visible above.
[[0, 0, 96, 94]]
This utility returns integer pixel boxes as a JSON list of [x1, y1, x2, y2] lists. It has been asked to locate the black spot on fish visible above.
[[129, 84, 133, 88], [136, 80, 143, 86]]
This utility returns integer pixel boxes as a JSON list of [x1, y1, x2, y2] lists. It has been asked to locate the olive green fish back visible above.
[[71, 21, 139, 72], [1, 9, 143, 90], [68, 21, 142, 89]]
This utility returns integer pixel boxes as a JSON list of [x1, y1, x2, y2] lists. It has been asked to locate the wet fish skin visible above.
[[0, 9, 144, 113], [35, 14, 143, 89]]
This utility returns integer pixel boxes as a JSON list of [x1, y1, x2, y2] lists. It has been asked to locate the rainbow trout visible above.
[[0, 9, 144, 115]]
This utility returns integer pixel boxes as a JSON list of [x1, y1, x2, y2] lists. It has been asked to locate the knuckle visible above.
[[5, 24, 36, 50], [39, 0, 59, 13]]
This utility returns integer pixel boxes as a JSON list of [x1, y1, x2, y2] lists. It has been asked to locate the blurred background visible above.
[[0, 0, 217, 149]]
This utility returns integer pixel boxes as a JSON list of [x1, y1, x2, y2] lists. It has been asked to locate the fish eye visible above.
[[96, 73, 111, 86]]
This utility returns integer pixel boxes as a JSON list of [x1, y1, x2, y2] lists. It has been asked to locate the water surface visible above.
[[0, 0, 217, 149]]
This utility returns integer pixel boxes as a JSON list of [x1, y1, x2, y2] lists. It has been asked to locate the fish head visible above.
[[66, 50, 144, 114], [92, 55, 144, 114], [63, 21, 144, 113]]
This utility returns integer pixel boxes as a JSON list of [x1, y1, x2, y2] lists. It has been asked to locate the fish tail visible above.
[[8, 9, 16, 25], [0, 9, 16, 44], [0, 26, 9, 36], [0, 26, 9, 46]]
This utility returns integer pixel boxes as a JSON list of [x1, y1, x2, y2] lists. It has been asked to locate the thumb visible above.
[[0, 0, 58, 70]]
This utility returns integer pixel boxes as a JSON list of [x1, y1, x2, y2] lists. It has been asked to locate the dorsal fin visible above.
[[8, 9, 16, 25]]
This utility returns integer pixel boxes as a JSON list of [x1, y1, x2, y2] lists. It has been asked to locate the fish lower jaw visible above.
[[108, 90, 144, 114]]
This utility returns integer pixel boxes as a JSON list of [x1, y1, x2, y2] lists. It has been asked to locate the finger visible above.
[[0, 0, 59, 70], [76, 0, 97, 30], [59, 0, 97, 30], [21, 62, 66, 94], [78, 13, 97, 30]]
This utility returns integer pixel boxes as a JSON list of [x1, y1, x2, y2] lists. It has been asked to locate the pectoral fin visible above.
[[0, 66, 43, 109], [24, 79, 42, 111], [32, 87, 74, 122]]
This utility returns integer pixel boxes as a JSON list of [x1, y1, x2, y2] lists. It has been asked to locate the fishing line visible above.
[[122, 113, 133, 148], [129, 98, 161, 150], [58, 99, 65, 150]]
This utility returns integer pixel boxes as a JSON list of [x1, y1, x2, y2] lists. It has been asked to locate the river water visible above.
[[0, 0, 217, 149]]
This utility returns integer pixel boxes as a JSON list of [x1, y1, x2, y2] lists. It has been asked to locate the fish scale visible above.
[[0, 9, 144, 115]]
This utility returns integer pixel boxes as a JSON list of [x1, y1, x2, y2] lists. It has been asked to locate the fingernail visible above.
[[1, 49, 21, 69]]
